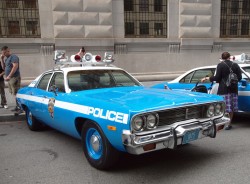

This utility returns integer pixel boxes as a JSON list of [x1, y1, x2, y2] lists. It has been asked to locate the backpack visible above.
[[223, 61, 238, 88]]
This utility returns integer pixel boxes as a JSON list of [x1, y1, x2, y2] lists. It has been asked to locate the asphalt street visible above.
[[0, 113, 250, 184], [1, 81, 250, 184]]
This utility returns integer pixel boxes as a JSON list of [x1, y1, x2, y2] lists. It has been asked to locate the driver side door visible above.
[[169, 68, 215, 91]]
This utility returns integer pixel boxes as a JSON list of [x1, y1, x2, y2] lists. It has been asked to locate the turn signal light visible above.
[[107, 125, 116, 131]]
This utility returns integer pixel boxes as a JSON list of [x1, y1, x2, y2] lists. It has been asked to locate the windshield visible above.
[[67, 69, 141, 91]]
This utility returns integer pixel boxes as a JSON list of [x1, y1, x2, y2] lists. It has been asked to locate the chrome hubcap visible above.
[[90, 135, 100, 152], [29, 112, 32, 120]]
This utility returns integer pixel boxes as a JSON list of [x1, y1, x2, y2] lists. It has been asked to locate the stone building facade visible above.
[[0, 0, 250, 80]]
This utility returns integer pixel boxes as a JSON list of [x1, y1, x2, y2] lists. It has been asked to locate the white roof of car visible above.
[[181, 63, 250, 71], [55, 66, 122, 73]]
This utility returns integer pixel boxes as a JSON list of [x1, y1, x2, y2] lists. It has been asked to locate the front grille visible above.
[[158, 105, 204, 126]]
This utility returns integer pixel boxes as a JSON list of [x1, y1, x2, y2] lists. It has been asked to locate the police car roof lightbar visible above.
[[231, 53, 250, 64], [53, 51, 115, 69]]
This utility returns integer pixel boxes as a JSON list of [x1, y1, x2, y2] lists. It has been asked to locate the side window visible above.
[[180, 72, 194, 83], [37, 73, 52, 90], [241, 70, 250, 82], [50, 73, 65, 92], [242, 66, 250, 73], [68, 73, 82, 91], [190, 69, 215, 83], [99, 73, 111, 87], [112, 71, 137, 86]]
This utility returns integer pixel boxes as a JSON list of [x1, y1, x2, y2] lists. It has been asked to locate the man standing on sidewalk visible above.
[[0, 53, 8, 109], [1, 46, 21, 113]]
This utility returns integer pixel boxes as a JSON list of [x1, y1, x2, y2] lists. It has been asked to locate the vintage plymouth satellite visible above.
[[151, 63, 250, 112], [16, 52, 230, 170]]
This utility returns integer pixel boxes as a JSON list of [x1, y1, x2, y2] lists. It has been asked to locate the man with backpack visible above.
[[201, 52, 242, 130]]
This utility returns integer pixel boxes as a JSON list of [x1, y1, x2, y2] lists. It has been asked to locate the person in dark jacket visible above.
[[201, 52, 242, 130]]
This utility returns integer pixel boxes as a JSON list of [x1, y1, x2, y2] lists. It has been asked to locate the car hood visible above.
[[73, 86, 223, 112]]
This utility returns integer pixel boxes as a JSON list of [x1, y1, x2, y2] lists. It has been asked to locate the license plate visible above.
[[182, 129, 200, 144]]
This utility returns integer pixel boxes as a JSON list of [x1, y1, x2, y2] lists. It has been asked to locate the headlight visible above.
[[206, 104, 215, 117], [215, 103, 223, 115], [132, 116, 144, 131], [146, 114, 158, 129]]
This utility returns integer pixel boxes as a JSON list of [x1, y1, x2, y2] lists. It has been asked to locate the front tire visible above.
[[81, 120, 119, 170], [25, 107, 43, 131]]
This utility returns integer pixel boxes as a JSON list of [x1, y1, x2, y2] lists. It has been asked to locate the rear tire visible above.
[[25, 107, 43, 131], [81, 120, 120, 170]]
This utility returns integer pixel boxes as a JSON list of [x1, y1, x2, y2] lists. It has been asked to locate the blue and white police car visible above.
[[151, 61, 250, 112], [16, 51, 230, 170]]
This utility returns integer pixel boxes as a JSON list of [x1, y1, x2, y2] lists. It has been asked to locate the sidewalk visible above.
[[0, 88, 25, 122]]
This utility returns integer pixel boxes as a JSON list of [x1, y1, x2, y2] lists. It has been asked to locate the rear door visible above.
[[238, 71, 250, 112]]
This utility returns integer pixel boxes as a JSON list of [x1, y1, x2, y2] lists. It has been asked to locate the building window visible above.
[[124, 0, 133, 11], [140, 22, 149, 35], [241, 19, 249, 35], [231, 1, 239, 14], [0, 0, 40, 38], [221, 0, 250, 38], [230, 19, 238, 35], [24, 0, 37, 9], [242, 0, 250, 14], [8, 21, 20, 35], [139, 0, 149, 11], [154, 22, 163, 36], [154, 0, 162, 12], [6, 0, 18, 8], [125, 22, 135, 35], [26, 21, 38, 35], [124, 0, 168, 38]]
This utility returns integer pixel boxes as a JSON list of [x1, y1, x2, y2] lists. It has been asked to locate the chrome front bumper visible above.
[[122, 115, 230, 155]]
